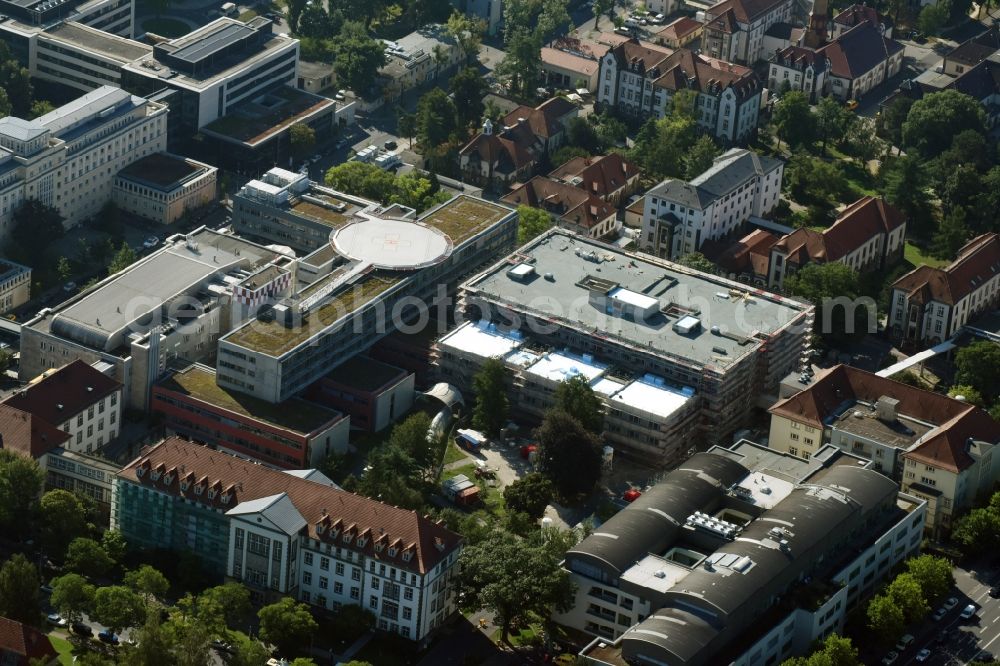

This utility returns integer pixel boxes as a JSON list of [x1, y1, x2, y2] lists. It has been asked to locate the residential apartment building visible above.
[[379, 25, 463, 102], [889, 233, 1000, 346], [4, 359, 122, 455], [641, 148, 783, 259], [703, 0, 794, 64], [0, 85, 167, 240], [215, 195, 519, 403], [455, 229, 813, 446], [501, 177, 619, 240], [20, 227, 291, 410], [231, 167, 375, 254], [767, 196, 906, 289], [0, 260, 31, 313], [459, 97, 578, 190], [121, 17, 299, 137], [151, 363, 349, 469], [113, 437, 462, 643], [547, 153, 642, 207], [768, 363, 1000, 536], [768, 46, 829, 102], [597, 43, 762, 142], [569, 444, 925, 664], [113, 152, 217, 224]]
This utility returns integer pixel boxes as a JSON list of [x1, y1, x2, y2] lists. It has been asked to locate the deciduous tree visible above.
[[517, 205, 552, 245], [0, 451, 44, 535], [50, 573, 95, 623], [677, 252, 717, 274], [290, 123, 316, 160], [0, 554, 41, 624], [415, 88, 458, 148], [553, 375, 604, 434], [954, 341, 1000, 403], [535, 410, 603, 497], [917, 1, 949, 36], [108, 241, 138, 275], [458, 529, 574, 643], [931, 206, 971, 260], [503, 473, 555, 520], [258, 597, 318, 657], [902, 90, 986, 159], [92, 586, 145, 634], [445, 11, 486, 63], [7, 199, 64, 266], [887, 572, 930, 622], [65, 537, 115, 579], [685, 134, 720, 178], [472, 357, 510, 436], [815, 96, 855, 154], [772, 91, 816, 149], [450, 67, 488, 127], [904, 555, 954, 604], [866, 593, 905, 640], [125, 565, 170, 602], [332, 22, 387, 94], [39, 489, 90, 557]]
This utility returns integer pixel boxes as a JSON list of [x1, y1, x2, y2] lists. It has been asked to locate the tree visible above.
[[565, 117, 602, 153], [677, 252, 717, 274], [414, 88, 458, 148], [391, 172, 450, 212], [199, 583, 252, 630], [6, 199, 64, 266], [56, 256, 73, 282], [0, 43, 33, 117], [593, 0, 612, 28], [258, 597, 318, 656], [50, 573, 95, 623], [450, 67, 488, 127], [92, 586, 145, 634], [917, 1, 949, 36], [685, 135, 720, 178], [904, 555, 954, 604], [39, 489, 90, 557], [553, 375, 604, 434], [398, 111, 416, 148], [325, 161, 396, 202], [882, 155, 932, 235], [0, 451, 44, 535], [445, 11, 486, 63], [877, 96, 914, 149], [551, 145, 591, 166], [387, 412, 437, 479], [930, 206, 971, 260], [953, 505, 1000, 553], [954, 341, 1000, 403], [495, 28, 542, 98], [782, 634, 860, 666], [286, 0, 308, 32], [101, 530, 127, 564], [887, 573, 930, 622], [472, 357, 510, 437], [517, 205, 552, 245], [503, 473, 555, 520], [785, 154, 849, 207], [0, 554, 41, 624], [108, 241, 137, 275], [815, 96, 855, 155], [535, 410, 603, 497], [946, 384, 985, 406], [65, 537, 115, 579], [629, 116, 698, 180], [125, 565, 170, 602], [0, 88, 10, 118], [845, 116, 883, 164], [786, 262, 873, 343], [866, 593, 905, 639], [29, 99, 55, 119], [290, 123, 316, 161], [772, 91, 816, 149], [226, 631, 271, 666], [902, 90, 986, 159], [358, 445, 424, 509], [458, 529, 574, 643], [332, 22, 387, 94]]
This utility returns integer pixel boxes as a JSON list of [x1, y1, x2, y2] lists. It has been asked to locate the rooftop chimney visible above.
[[875, 396, 900, 423]]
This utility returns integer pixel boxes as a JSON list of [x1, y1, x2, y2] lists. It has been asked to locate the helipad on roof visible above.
[[331, 217, 452, 270]]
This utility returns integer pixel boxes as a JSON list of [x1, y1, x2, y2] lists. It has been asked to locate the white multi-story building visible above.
[[597, 43, 762, 143], [641, 148, 783, 258], [4, 359, 123, 454], [570, 442, 925, 665], [889, 233, 1000, 346], [114, 437, 462, 644], [0, 85, 167, 240], [702, 0, 794, 64]]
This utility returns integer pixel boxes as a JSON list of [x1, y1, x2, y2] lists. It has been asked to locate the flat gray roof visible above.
[[465, 230, 809, 369], [45, 22, 152, 62]]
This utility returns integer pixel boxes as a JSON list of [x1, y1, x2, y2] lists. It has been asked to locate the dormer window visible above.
[[357, 537, 368, 548], [220, 492, 231, 505], [388, 547, 398, 557], [135, 467, 146, 478], [375, 543, 384, 553], [180, 480, 190, 491], [208, 488, 217, 500], [316, 523, 326, 535], [150, 470, 161, 482], [163, 474, 174, 485], [402, 551, 412, 562], [343, 533, 353, 544], [194, 484, 205, 496]]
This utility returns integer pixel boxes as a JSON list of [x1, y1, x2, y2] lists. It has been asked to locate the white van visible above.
[[220, 2, 237, 16]]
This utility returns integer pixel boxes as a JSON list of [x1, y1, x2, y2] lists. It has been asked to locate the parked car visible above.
[[915, 648, 931, 662], [71, 622, 93, 637], [143, 236, 159, 249], [62, 281, 77, 293], [98, 630, 119, 645], [961, 603, 977, 619], [989, 586, 1000, 598], [932, 606, 947, 621], [845, 99, 859, 111], [934, 630, 947, 645], [384, 139, 398, 151], [46, 613, 67, 627], [943, 596, 959, 610], [895, 634, 914, 651], [881, 651, 898, 665]]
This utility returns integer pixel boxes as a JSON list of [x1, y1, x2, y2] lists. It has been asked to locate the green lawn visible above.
[[49, 635, 74, 666], [238, 9, 258, 21], [443, 463, 506, 519], [442, 440, 469, 466], [904, 241, 949, 269], [141, 17, 190, 37]]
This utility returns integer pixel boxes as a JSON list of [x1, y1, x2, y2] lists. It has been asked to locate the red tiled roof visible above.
[[708, 0, 791, 24], [773, 196, 904, 264], [503, 97, 577, 139], [609, 39, 674, 73], [0, 403, 71, 458], [774, 45, 826, 68], [652, 48, 758, 99], [769, 364, 972, 429], [945, 26, 998, 67], [4, 359, 121, 426], [706, 8, 740, 34], [656, 17, 703, 41], [548, 153, 641, 200], [706, 228, 779, 276], [892, 233, 1000, 306], [119, 437, 461, 574], [541, 47, 600, 77], [833, 3, 880, 29], [0, 616, 58, 665], [904, 408, 999, 473], [501, 176, 614, 231], [820, 20, 903, 79]]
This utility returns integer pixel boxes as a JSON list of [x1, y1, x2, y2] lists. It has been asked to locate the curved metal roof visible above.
[[567, 453, 749, 578], [621, 608, 719, 666]]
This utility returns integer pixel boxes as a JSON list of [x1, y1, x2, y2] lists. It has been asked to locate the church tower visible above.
[[802, 0, 829, 48]]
